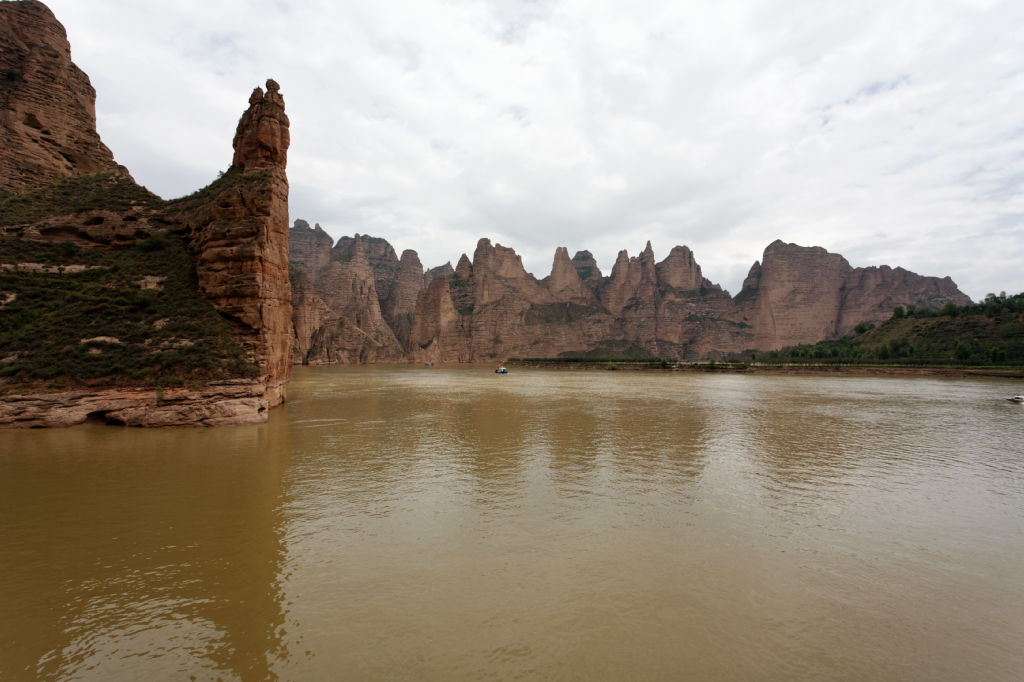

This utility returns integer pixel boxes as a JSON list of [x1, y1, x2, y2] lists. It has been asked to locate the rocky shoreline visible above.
[[0, 379, 280, 429]]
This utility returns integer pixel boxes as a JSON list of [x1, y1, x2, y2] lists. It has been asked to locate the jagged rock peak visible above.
[[546, 246, 592, 301], [455, 253, 473, 279], [0, 0, 128, 191], [386, 249, 426, 323], [289, 218, 335, 280], [426, 262, 455, 282], [741, 260, 762, 291], [571, 250, 603, 285], [656, 245, 704, 291], [231, 78, 290, 172]]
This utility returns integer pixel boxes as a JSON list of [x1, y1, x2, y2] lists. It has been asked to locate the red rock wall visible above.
[[1, 3, 296, 426], [735, 241, 973, 350], [0, 1, 127, 192], [164, 80, 294, 406], [296, 235, 974, 363]]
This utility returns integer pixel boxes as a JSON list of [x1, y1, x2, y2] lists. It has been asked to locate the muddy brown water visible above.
[[2, 366, 1023, 680]]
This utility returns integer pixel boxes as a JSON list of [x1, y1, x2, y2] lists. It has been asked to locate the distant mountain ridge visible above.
[[289, 221, 972, 364]]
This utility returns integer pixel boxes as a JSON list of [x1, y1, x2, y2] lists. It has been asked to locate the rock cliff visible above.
[[290, 231, 973, 364], [288, 227, 404, 364], [735, 240, 973, 349], [167, 79, 293, 406], [0, 1, 128, 192], [0, 3, 292, 427]]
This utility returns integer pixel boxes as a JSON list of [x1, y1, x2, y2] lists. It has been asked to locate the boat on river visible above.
[[1007, 395, 1024, 403], [495, 366, 508, 374]]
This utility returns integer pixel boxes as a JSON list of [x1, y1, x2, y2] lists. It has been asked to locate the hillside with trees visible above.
[[742, 293, 1024, 367]]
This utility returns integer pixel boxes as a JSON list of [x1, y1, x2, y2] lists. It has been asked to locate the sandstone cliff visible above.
[[735, 240, 973, 350], [0, 3, 292, 427], [0, 1, 128, 192], [288, 226, 405, 364], [291, 232, 973, 364], [166, 79, 293, 406]]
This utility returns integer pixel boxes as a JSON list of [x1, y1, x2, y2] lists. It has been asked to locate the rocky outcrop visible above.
[[544, 246, 594, 304], [735, 241, 973, 349], [408, 277, 470, 363], [656, 245, 707, 291], [289, 219, 334, 279], [384, 249, 425, 347], [288, 229, 404, 364], [167, 79, 293, 406], [231, 79, 289, 172], [600, 242, 658, 317], [0, 381, 271, 428], [425, 262, 454, 284], [571, 250, 603, 291], [290, 270, 335, 364], [332, 234, 400, 301], [0, 1, 128, 192], [0, 4, 294, 427]]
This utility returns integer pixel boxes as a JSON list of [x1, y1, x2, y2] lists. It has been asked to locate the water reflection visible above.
[[3, 367, 1024, 680], [0, 417, 291, 680]]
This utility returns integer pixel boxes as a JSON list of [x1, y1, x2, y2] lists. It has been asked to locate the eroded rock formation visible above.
[[1, 3, 293, 426], [168, 78, 293, 405], [288, 226, 405, 364], [0, 1, 128, 192], [231, 79, 289, 172], [735, 241, 972, 349], [290, 230, 973, 364]]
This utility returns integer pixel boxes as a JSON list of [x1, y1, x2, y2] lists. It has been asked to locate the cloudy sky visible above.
[[45, 0, 1024, 300]]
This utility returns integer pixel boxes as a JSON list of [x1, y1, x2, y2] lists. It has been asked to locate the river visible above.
[[2, 366, 1023, 680]]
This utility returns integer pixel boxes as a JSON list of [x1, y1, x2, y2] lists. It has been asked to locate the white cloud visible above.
[[45, 0, 1024, 299]]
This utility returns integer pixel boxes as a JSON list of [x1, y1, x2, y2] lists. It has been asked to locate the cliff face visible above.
[[735, 241, 973, 349], [0, 2, 292, 427], [288, 228, 405, 364], [0, 1, 127, 192], [291, 231, 973, 364], [167, 80, 293, 405]]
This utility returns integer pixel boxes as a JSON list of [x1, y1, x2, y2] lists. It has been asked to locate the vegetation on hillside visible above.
[[0, 172, 163, 224], [742, 293, 1024, 366], [164, 166, 258, 212], [0, 234, 258, 389]]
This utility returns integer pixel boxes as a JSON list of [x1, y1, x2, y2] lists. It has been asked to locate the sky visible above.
[[43, 0, 1024, 300]]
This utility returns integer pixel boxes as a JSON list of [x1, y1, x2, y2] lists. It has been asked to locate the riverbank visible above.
[[0, 378, 282, 428], [505, 359, 1024, 379]]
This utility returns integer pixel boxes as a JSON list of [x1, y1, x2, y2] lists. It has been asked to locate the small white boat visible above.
[[495, 366, 508, 374], [1007, 395, 1024, 403]]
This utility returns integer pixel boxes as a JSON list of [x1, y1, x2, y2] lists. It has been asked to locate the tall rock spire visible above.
[[231, 78, 290, 171]]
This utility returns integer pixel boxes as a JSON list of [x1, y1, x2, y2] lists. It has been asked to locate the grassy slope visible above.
[[0, 173, 258, 391], [0, 172, 162, 224], [744, 296, 1024, 366]]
